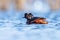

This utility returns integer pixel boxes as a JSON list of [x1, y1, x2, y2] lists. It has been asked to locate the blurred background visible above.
[[0, 0, 60, 20], [0, 0, 60, 40]]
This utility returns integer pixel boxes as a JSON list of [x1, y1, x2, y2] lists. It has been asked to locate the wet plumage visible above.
[[24, 13, 48, 24]]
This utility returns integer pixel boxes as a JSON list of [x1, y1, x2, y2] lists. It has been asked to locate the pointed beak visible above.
[[23, 17, 25, 18]]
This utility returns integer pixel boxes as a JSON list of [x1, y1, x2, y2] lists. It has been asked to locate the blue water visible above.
[[0, 1, 60, 40], [0, 10, 60, 40]]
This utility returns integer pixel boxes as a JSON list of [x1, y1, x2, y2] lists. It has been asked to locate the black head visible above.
[[23, 13, 34, 20]]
